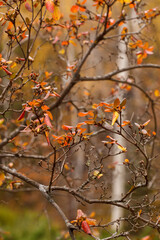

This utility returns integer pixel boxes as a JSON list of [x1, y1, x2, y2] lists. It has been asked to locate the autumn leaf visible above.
[[121, 27, 128, 40], [59, 48, 65, 55], [112, 111, 119, 125], [142, 119, 150, 127], [78, 111, 94, 117], [120, 98, 126, 109], [2, 66, 12, 75], [0, 172, 5, 186], [25, 2, 32, 12], [114, 98, 120, 108], [7, 21, 13, 30], [71, 5, 79, 13], [121, 120, 130, 127], [45, 131, 50, 146], [46, 0, 54, 13], [53, 5, 61, 21], [117, 143, 127, 152], [84, 120, 95, 125], [123, 159, 129, 164], [81, 221, 91, 235], [62, 125, 73, 130], [154, 89, 160, 97], [17, 110, 25, 121], [141, 236, 150, 240], [44, 113, 53, 128]]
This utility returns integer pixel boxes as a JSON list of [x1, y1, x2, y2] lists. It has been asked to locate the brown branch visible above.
[[0, 164, 76, 239]]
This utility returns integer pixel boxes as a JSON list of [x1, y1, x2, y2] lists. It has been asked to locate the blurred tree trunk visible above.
[[111, 8, 138, 224]]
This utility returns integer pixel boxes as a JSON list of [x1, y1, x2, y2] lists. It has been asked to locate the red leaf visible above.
[[81, 221, 91, 235], [25, 2, 32, 12], [46, 0, 54, 13], [44, 114, 53, 128], [2, 66, 12, 75], [17, 110, 25, 121]]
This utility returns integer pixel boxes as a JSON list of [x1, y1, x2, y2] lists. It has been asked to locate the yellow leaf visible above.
[[154, 89, 160, 97], [112, 111, 119, 125], [0, 118, 4, 125], [53, 6, 61, 21], [117, 144, 127, 152], [10, 62, 17, 68], [59, 48, 65, 55], [0, 172, 5, 186], [118, 0, 132, 3], [69, 40, 77, 46]]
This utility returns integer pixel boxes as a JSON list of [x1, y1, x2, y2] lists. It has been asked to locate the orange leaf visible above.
[[7, 21, 13, 30], [141, 236, 150, 240], [71, 5, 79, 13], [120, 98, 126, 109], [46, 111, 53, 120], [154, 89, 160, 97], [41, 105, 50, 111], [79, 7, 86, 12], [121, 120, 130, 127], [84, 120, 95, 125], [86, 218, 96, 226], [76, 122, 86, 128], [78, 111, 94, 117], [121, 27, 128, 40], [114, 98, 120, 108], [46, 0, 54, 13], [62, 125, 73, 130], [0, 172, 5, 186], [81, 0, 87, 4], [61, 41, 69, 46], [45, 131, 50, 146]]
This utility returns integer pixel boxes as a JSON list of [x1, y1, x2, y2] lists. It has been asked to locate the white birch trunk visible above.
[[111, 9, 139, 224]]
